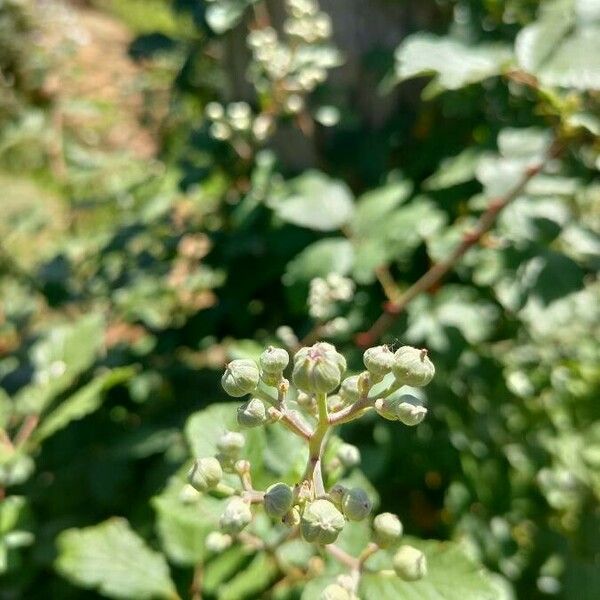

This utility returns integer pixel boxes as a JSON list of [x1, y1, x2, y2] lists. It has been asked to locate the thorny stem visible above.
[[355, 141, 564, 347]]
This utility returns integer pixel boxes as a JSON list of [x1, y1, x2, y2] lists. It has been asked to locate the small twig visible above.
[[0, 429, 13, 450], [325, 544, 359, 570], [190, 563, 203, 600], [356, 141, 563, 347], [375, 265, 401, 304], [14, 415, 39, 448]]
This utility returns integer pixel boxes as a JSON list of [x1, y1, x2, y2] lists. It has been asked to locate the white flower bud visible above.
[[336, 443, 361, 468], [301, 499, 345, 545], [188, 457, 223, 492], [393, 545, 427, 581], [221, 359, 260, 397], [205, 531, 232, 553], [220, 497, 252, 534], [392, 347, 435, 387], [237, 398, 267, 428], [216, 431, 245, 458], [372, 512, 403, 548]]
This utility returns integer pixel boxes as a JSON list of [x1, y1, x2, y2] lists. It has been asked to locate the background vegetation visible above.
[[0, 0, 598, 598]]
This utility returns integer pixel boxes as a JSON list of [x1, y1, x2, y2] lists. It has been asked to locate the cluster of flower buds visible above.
[[308, 273, 355, 321], [204, 101, 274, 144], [191, 340, 433, 592], [284, 0, 332, 44]]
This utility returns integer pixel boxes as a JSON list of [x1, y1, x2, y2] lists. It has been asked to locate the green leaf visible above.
[[55, 518, 178, 600], [203, 546, 249, 595], [269, 171, 355, 231], [33, 367, 136, 444], [350, 181, 413, 237], [360, 539, 499, 600], [394, 34, 512, 96], [152, 470, 223, 566], [284, 239, 354, 284], [218, 551, 278, 600], [423, 149, 482, 190], [14, 314, 105, 414], [516, 3, 600, 90]]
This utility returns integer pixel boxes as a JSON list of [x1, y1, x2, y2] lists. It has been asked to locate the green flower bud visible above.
[[220, 497, 252, 534], [392, 347, 435, 387], [237, 398, 267, 428], [221, 359, 260, 397], [375, 394, 425, 424], [260, 346, 289, 374], [372, 512, 403, 548], [393, 545, 427, 581], [301, 499, 345, 545], [396, 401, 427, 426], [328, 483, 347, 508], [339, 375, 360, 404], [264, 482, 294, 519], [363, 345, 395, 381], [320, 584, 352, 600], [205, 531, 232, 553], [216, 431, 245, 458], [188, 457, 223, 492], [292, 342, 346, 394], [336, 443, 361, 468], [341, 487, 372, 521]]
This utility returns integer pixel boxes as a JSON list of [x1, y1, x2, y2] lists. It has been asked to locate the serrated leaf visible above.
[[394, 34, 512, 96], [269, 171, 355, 231], [360, 539, 499, 600], [55, 518, 178, 600], [33, 367, 135, 444], [284, 239, 354, 284]]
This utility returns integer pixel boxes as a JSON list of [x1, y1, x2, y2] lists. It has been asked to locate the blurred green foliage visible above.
[[0, 0, 598, 598]]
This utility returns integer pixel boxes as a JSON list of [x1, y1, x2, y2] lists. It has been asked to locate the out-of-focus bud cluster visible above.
[[205, 101, 274, 145], [308, 273, 355, 321]]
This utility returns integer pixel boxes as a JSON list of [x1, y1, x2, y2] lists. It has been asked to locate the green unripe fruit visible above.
[[188, 457, 223, 492], [292, 342, 346, 394], [341, 487, 372, 521], [301, 499, 345, 545], [372, 512, 403, 548], [260, 346, 289, 374], [336, 443, 361, 468], [217, 431, 245, 459], [220, 497, 252, 534], [237, 398, 267, 428], [205, 531, 232, 553], [320, 584, 352, 600], [392, 346, 435, 387], [396, 401, 427, 426], [393, 545, 427, 581], [221, 359, 260, 397], [264, 482, 294, 519], [363, 345, 395, 381], [375, 394, 425, 424], [339, 375, 360, 403]]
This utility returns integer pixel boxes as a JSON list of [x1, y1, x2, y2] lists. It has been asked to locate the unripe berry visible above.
[[237, 398, 267, 428], [219, 497, 252, 534], [301, 499, 345, 545], [393, 545, 427, 581], [216, 431, 245, 458], [221, 359, 260, 397], [396, 401, 427, 426], [336, 443, 361, 468], [392, 347, 435, 387], [320, 584, 352, 600], [188, 457, 223, 492], [341, 487, 372, 521], [264, 482, 294, 519], [328, 483, 347, 508], [292, 342, 346, 394], [372, 512, 403, 548], [339, 375, 360, 404], [363, 345, 395, 381], [375, 394, 426, 425], [205, 531, 232, 553], [260, 346, 289, 374]]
